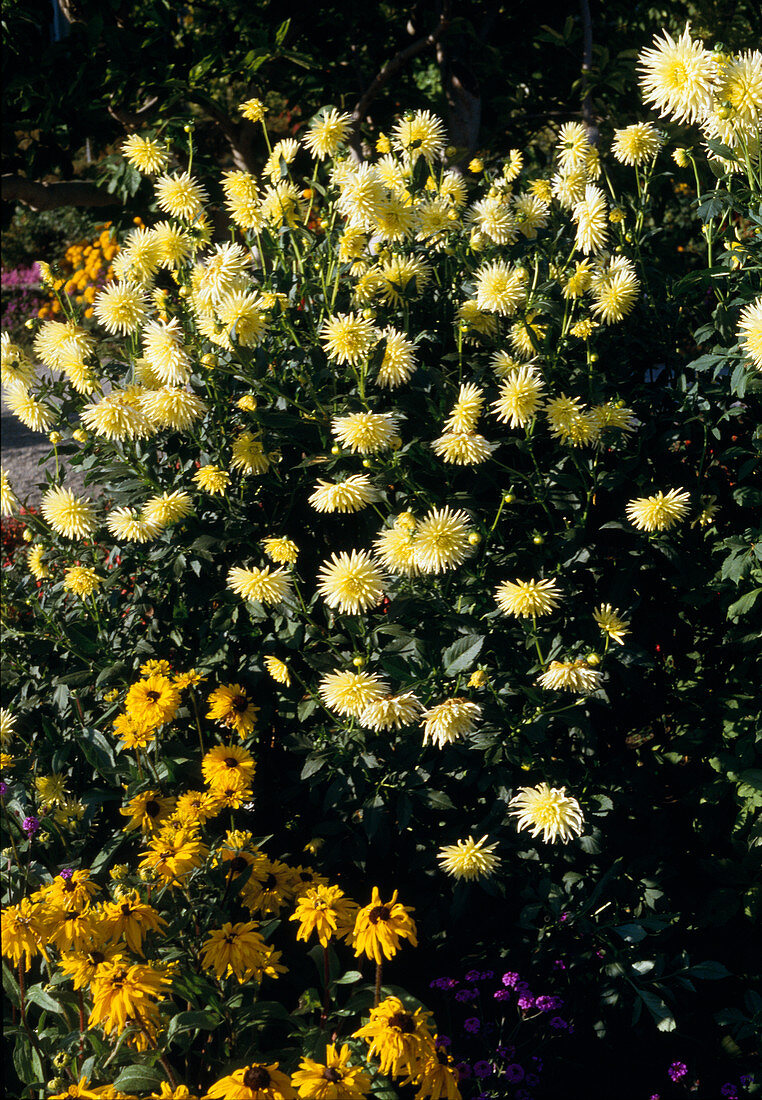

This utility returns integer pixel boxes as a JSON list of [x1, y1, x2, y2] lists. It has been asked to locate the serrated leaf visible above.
[[442, 634, 484, 675]]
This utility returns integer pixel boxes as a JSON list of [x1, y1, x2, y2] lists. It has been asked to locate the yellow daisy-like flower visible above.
[[445, 382, 484, 433], [261, 180, 304, 228], [612, 122, 664, 166], [206, 684, 259, 737], [474, 260, 527, 315], [173, 789, 220, 827], [494, 577, 561, 617], [41, 487, 97, 540], [89, 959, 170, 1037], [216, 291, 267, 348], [309, 474, 379, 513], [431, 431, 492, 465], [373, 517, 421, 576], [375, 327, 417, 388], [421, 697, 481, 748], [638, 23, 716, 125], [290, 884, 358, 948], [738, 296, 762, 371], [112, 712, 156, 750], [202, 743, 256, 791], [491, 365, 545, 428], [350, 887, 417, 964], [321, 313, 377, 365], [513, 191, 549, 239], [193, 464, 230, 495], [262, 537, 298, 564], [469, 192, 517, 246], [508, 782, 584, 843], [317, 550, 385, 615], [120, 789, 176, 834], [537, 658, 602, 693], [590, 256, 640, 324], [626, 488, 691, 531], [152, 220, 194, 268], [438, 834, 500, 881], [125, 674, 181, 729], [1, 469, 19, 516], [102, 890, 168, 955], [227, 565, 292, 605], [556, 121, 591, 171], [573, 185, 608, 255], [200, 920, 270, 983], [142, 318, 190, 385], [413, 506, 473, 573], [138, 827, 207, 886], [1, 897, 50, 969], [291, 1044, 371, 1100], [34, 772, 67, 807], [593, 603, 630, 645], [263, 138, 300, 183], [239, 98, 267, 122], [359, 692, 422, 732], [92, 281, 148, 335], [122, 134, 169, 174], [142, 490, 193, 527], [106, 506, 163, 543], [264, 656, 291, 686], [319, 669, 388, 717], [378, 255, 431, 306], [141, 387, 208, 431], [155, 171, 208, 220], [0, 708, 18, 748], [63, 565, 101, 598], [304, 108, 354, 159], [81, 390, 154, 442], [4, 383, 56, 433], [204, 1062, 296, 1100], [392, 109, 446, 162], [1, 332, 36, 389], [353, 995, 433, 1078]]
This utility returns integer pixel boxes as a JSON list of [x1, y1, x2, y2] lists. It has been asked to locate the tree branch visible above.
[[1, 174, 119, 211], [579, 0, 598, 144], [107, 96, 160, 130], [347, 1, 452, 160]]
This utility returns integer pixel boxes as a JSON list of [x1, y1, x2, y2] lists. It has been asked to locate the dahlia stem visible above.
[[77, 990, 85, 1068], [374, 960, 383, 1007], [321, 945, 331, 1024]]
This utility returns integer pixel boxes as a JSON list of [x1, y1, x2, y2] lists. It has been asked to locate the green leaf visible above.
[[79, 727, 117, 777], [26, 984, 64, 1013], [637, 988, 676, 1031], [442, 634, 484, 675], [167, 1009, 222, 1041], [687, 960, 731, 980], [113, 1065, 165, 1092], [334, 969, 363, 985]]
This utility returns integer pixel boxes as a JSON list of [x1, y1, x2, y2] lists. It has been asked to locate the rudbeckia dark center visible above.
[[437, 1050, 449, 1064], [145, 690, 161, 702], [231, 694, 249, 712], [243, 1066, 270, 1088], [224, 757, 239, 768], [88, 950, 105, 964], [146, 800, 161, 816], [264, 872, 278, 888], [323, 1067, 342, 1082], [229, 855, 248, 874], [368, 905, 391, 923], [62, 879, 75, 892], [121, 902, 132, 914], [388, 1011, 415, 1033]]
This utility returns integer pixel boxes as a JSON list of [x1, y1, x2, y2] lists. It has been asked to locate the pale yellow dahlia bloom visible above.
[[106, 507, 163, 543], [227, 565, 292, 605], [1, 469, 19, 516], [626, 488, 690, 531], [262, 537, 298, 565], [319, 670, 388, 717], [63, 566, 101, 598], [93, 281, 148, 335], [612, 122, 664, 165], [738, 297, 762, 371], [264, 656, 291, 686], [4, 383, 56, 433], [474, 260, 527, 316], [431, 431, 492, 465], [556, 121, 592, 172], [80, 391, 154, 441], [41, 487, 97, 540], [392, 110, 446, 162], [638, 24, 716, 125], [155, 171, 208, 220], [331, 411, 398, 454], [121, 134, 169, 174], [192, 465, 230, 495], [321, 313, 377, 365], [142, 318, 190, 385], [309, 475, 379, 513], [573, 185, 608, 255], [491, 365, 545, 428], [304, 108, 353, 159], [376, 328, 417, 387], [593, 604, 630, 645], [316, 550, 385, 615], [359, 692, 422, 732], [230, 432, 270, 475], [141, 388, 207, 431], [142, 490, 193, 526], [413, 506, 473, 574], [445, 383, 484, 433], [537, 658, 602, 693], [422, 698, 481, 748], [508, 782, 584, 843], [495, 578, 561, 617], [438, 835, 500, 880]]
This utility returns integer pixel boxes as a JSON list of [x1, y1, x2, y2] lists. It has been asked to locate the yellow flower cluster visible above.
[[38, 221, 122, 319]]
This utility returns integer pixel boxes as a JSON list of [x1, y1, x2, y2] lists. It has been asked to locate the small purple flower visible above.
[[650, 1095, 661, 1100], [473, 1061, 492, 1079], [59, 868, 74, 880], [22, 815, 39, 837], [535, 995, 563, 1012], [721, 1087, 738, 1100], [464, 968, 481, 982], [505, 1064, 525, 1084], [518, 994, 536, 1010], [463, 1017, 481, 1034], [480, 969, 494, 980], [456, 988, 479, 1002], [668, 1062, 688, 1083], [455, 1062, 472, 1079], [0, 781, 7, 796], [496, 1044, 515, 1060], [515, 980, 531, 994], [430, 977, 459, 990], [740, 1076, 753, 1087], [559, 911, 570, 922], [549, 1016, 568, 1029], [526, 1073, 540, 1087], [437, 1035, 451, 1048], [552, 958, 567, 970], [501, 971, 520, 987], [493, 989, 511, 1001]]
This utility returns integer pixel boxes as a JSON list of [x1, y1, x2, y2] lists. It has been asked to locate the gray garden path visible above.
[[1, 381, 88, 507]]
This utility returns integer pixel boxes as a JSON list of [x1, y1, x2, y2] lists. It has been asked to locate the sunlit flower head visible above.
[[590, 257, 640, 324], [239, 98, 267, 122], [142, 318, 190, 384], [474, 260, 527, 316], [1, 333, 36, 389], [142, 490, 193, 526], [106, 506, 163, 542], [438, 834, 500, 880], [63, 565, 101, 598], [573, 185, 608, 255], [263, 656, 291, 686], [261, 179, 304, 228], [353, 995, 433, 1079], [41, 487, 97, 540], [120, 225, 161, 283], [155, 171, 208, 221], [638, 24, 716, 124], [509, 782, 584, 843], [141, 387, 207, 432], [304, 108, 354, 159], [28, 544, 50, 580], [261, 536, 298, 564], [321, 312, 377, 365], [319, 669, 388, 717], [193, 464, 230, 495], [738, 296, 762, 371], [373, 517, 421, 576], [495, 577, 561, 617], [491, 365, 545, 428], [122, 134, 169, 174], [4, 383, 56, 433], [81, 390, 154, 441], [537, 658, 603, 693], [512, 191, 549, 239], [204, 1062, 294, 1100], [126, 674, 181, 728], [331, 411, 398, 454], [626, 487, 690, 531], [445, 382, 484, 433], [392, 110, 446, 162], [413, 506, 473, 573], [309, 474, 379, 513], [376, 327, 417, 387], [431, 431, 492, 465], [264, 137, 300, 183], [593, 603, 630, 645], [231, 431, 271, 475], [200, 920, 271, 983], [227, 565, 292, 605], [92, 281, 148, 335], [377, 255, 431, 306], [469, 193, 517, 245], [421, 697, 481, 748], [201, 743, 256, 791], [1, 469, 18, 516], [152, 220, 194, 268], [556, 122, 592, 171], [359, 692, 423, 732], [216, 291, 267, 348], [291, 1043, 371, 1100], [612, 122, 664, 165], [290, 884, 358, 948], [350, 887, 417, 964], [317, 550, 385, 615]]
